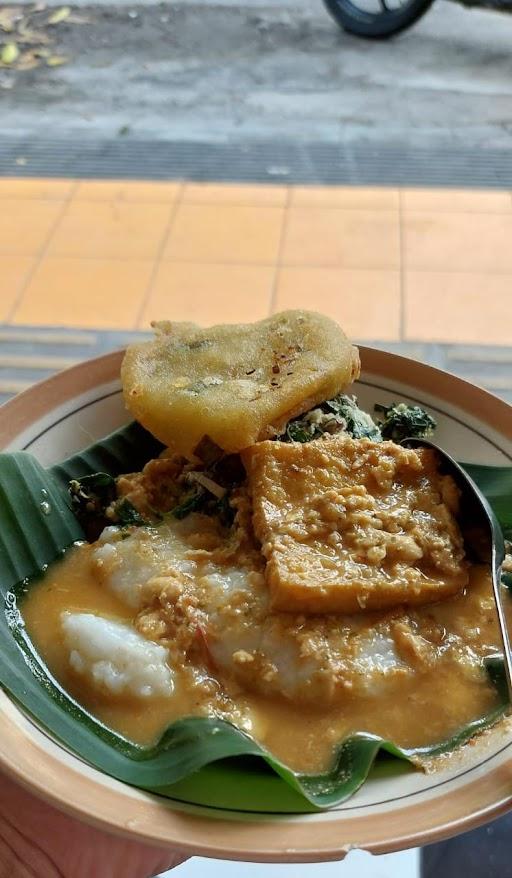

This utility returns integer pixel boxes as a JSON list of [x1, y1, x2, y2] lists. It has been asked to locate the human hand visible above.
[[0, 770, 187, 878]]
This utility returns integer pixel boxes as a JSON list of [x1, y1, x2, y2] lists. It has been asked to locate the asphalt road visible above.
[[1, 0, 512, 151]]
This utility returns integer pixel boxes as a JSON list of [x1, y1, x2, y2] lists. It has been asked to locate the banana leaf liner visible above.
[[0, 422, 510, 812]]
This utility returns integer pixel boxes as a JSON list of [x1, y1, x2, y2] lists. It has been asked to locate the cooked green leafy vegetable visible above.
[[170, 488, 236, 527], [375, 402, 437, 443], [69, 472, 117, 540], [69, 472, 147, 538], [170, 476, 239, 525], [171, 487, 207, 520], [169, 452, 244, 522], [502, 572, 512, 591], [327, 395, 383, 440], [115, 498, 147, 527], [69, 471, 115, 508], [283, 396, 436, 446], [285, 421, 316, 443], [284, 394, 382, 443], [68, 399, 436, 536]]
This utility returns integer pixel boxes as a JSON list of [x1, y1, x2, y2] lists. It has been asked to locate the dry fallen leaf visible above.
[[0, 3, 87, 73], [16, 49, 40, 70], [47, 6, 70, 25], [67, 13, 91, 24], [0, 7, 22, 33], [1, 42, 19, 64], [46, 53, 69, 66], [16, 23, 51, 45]]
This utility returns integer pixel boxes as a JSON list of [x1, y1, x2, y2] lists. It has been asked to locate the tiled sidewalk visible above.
[[1, 178, 511, 344]]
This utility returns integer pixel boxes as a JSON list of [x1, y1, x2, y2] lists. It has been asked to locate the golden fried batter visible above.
[[121, 311, 360, 459]]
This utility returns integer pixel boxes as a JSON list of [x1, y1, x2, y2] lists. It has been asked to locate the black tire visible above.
[[322, 0, 435, 38]]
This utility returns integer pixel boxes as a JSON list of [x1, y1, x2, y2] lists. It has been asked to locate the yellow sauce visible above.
[[21, 544, 508, 774]]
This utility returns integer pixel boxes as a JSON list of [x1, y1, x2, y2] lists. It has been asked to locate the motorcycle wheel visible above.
[[323, 0, 435, 38]]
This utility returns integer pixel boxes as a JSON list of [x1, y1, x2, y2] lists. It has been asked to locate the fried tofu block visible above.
[[121, 311, 360, 459], [242, 435, 468, 614]]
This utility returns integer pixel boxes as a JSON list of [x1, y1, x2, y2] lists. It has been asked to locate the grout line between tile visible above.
[[133, 184, 185, 329], [279, 262, 512, 275], [281, 206, 401, 216], [401, 207, 512, 217], [5, 249, 512, 275], [180, 187, 288, 209], [71, 184, 183, 206], [0, 254, 405, 269], [0, 181, 75, 201], [0, 195, 73, 203], [398, 189, 405, 342], [176, 199, 292, 211], [179, 201, 289, 209], [401, 208, 512, 215], [269, 187, 291, 316], [182, 201, 396, 210], [5, 180, 80, 324], [70, 197, 182, 206]]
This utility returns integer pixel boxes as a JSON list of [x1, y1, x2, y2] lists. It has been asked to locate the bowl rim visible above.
[[2, 345, 512, 450], [1, 344, 512, 861]]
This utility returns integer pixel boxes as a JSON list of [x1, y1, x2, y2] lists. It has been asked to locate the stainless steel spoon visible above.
[[401, 437, 512, 703]]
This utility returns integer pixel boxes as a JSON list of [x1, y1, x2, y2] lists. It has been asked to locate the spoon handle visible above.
[[491, 546, 512, 702]]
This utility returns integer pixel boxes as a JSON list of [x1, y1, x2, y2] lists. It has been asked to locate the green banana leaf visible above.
[[0, 425, 511, 812], [462, 463, 512, 543]]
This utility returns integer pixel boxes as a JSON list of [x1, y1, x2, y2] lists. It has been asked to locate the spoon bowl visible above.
[[402, 436, 511, 702]]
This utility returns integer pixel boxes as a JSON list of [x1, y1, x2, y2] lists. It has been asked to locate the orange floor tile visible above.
[[274, 267, 400, 340], [182, 182, 288, 206], [74, 180, 182, 203], [401, 188, 512, 213], [1, 178, 511, 344], [47, 201, 173, 261], [403, 211, 512, 273], [404, 271, 512, 346], [140, 263, 274, 327], [163, 204, 285, 264], [0, 257, 35, 322], [290, 186, 399, 210], [0, 178, 74, 200], [281, 208, 400, 269], [0, 199, 65, 256], [12, 257, 155, 329]]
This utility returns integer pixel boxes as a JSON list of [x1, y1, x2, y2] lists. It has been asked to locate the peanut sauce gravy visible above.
[[22, 544, 508, 774]]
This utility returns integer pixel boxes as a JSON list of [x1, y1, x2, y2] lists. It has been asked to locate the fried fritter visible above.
[[121, 311, 360, 458]]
